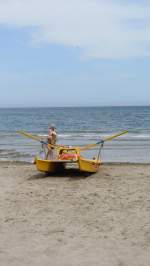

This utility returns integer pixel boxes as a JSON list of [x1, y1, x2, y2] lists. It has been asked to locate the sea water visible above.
[[0, 106, 150, 163]]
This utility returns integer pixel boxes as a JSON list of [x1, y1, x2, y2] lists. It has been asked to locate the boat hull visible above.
[[35, 157, 101, 174], [35, 158, 66, 173], [78, 157, 101, 173]]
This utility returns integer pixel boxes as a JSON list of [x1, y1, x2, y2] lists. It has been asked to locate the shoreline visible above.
[[0, 160, 150, 166]]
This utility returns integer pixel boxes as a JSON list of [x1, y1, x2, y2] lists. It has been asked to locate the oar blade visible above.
[[17, 130, 43, 142], [17, 130, 67, 150], [103, 130, 128, 142], [80, 130, 128, 151]]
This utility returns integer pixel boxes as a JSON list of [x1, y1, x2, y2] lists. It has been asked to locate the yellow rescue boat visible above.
[[35, 146, 101, 173], [17, 130, 128, 174]]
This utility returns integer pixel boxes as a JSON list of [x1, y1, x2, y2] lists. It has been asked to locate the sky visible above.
[[0, 0, 150, 107]]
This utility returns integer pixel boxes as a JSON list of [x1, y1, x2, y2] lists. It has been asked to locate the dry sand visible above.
[[0, 162, 150, 266]]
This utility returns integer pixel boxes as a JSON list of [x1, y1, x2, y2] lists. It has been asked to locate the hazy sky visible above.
[[0, 0, 150, 107]]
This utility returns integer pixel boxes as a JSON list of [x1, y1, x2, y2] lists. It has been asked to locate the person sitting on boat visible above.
[[46, 126, 57, 160]]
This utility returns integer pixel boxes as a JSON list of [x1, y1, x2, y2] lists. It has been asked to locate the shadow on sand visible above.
[[28, 168, 94, 181]]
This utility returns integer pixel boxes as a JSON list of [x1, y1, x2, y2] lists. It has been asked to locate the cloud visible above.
[[0, 0, 150, 58]]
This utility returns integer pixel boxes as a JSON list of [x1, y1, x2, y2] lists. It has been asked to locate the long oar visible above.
[[80, 130, 128, 151], [17, 131, 44, 142], [17, 130, 59, 149]]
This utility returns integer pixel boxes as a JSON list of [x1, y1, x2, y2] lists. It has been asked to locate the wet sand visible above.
[[0, 161, 150, 266]]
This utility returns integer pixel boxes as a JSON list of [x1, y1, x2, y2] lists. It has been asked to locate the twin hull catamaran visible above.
[[17, 130, 128, 174], [35, 147, 101, 173]]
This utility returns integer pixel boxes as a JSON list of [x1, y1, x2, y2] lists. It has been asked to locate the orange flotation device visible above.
[[59, 153, 78, 160]]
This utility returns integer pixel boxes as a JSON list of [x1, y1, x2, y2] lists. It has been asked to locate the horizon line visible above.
[[0, 105, 150, 109]]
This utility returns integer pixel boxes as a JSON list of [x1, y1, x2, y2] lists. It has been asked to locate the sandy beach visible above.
[[0, 162, 150, 266]]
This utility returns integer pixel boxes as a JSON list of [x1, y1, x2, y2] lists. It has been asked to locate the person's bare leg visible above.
[[46, 149, 53, 160]]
